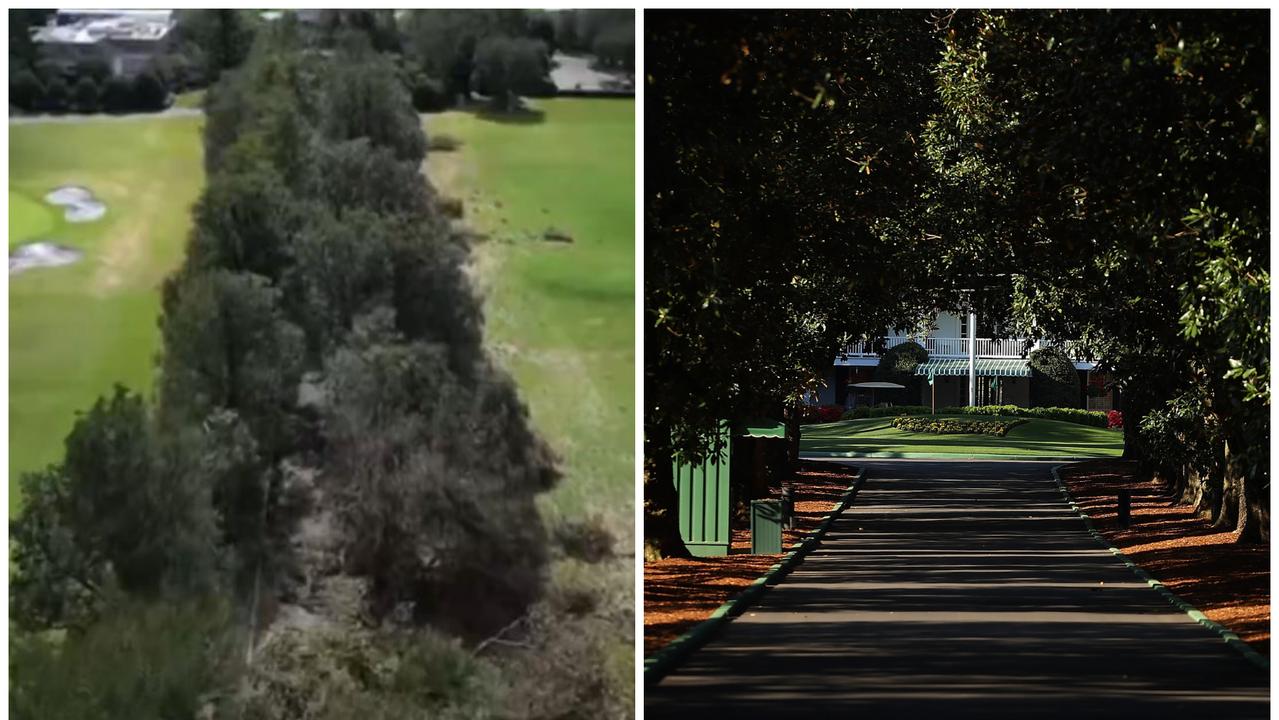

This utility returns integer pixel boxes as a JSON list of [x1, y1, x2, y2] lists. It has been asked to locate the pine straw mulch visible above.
[[1059, 459, 1269, 655], [643, 462, 858, 655]]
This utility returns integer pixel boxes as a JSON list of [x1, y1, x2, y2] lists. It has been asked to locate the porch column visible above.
[[968, 310, 977, 406]]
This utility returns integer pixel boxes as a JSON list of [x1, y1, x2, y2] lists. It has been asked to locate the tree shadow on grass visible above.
[[468, 104, 547, 125]]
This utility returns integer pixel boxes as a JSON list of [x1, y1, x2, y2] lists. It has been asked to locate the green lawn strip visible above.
[[423, 98, 635, 520], [9, 116, 205, 513], [644, 467, 865, 685], [1049, 465, 1269, 672], [173, 89, 206, 110], [800, 415, 1123, 458], [9, 189, 58, 246]]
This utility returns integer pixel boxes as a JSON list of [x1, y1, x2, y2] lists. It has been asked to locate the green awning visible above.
[[914, 359, 1031, 377], [736, 419, 786, 439]]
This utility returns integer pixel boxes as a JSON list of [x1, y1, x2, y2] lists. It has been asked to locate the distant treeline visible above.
[[8, 9, 635, 115]]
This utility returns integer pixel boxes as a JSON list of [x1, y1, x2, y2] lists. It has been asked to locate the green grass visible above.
[[800, 415, 1125, 458], [173, 89, 206, 110], [9, 116, 205, 512], [424, 98, 635, 523], [9, 190, 58, 246]]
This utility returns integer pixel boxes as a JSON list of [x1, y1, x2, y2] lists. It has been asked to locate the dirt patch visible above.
[[9, 241, 83, 274], [644, 462, 858, 655], [1059, 459, 1269, 655]]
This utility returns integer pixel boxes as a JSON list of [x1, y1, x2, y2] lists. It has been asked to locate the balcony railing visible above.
[[839, 336, 1081, 360]]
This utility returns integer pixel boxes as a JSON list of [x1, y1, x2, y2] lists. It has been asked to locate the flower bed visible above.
[[938, 404, 1109, 427], [890, 416, 1026, 436]]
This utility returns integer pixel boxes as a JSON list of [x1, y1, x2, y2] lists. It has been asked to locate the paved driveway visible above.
[[646, 459, 1269, 719]]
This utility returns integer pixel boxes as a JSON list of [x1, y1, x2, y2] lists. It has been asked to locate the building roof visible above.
[[915, 359, 1032, 378], [34, 9, 173, 45]]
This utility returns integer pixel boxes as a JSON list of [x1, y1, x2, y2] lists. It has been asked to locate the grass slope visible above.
[[424, 99, 635, 522], [9, 116, 204, 511], [800, 414, 1124, 458]]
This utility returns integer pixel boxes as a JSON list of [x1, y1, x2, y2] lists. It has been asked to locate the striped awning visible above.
[[736, 419, 786, 439], [914, 359, 1031, 377]]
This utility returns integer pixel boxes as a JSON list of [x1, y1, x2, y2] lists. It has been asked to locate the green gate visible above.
[[672, 423, 731, 557]]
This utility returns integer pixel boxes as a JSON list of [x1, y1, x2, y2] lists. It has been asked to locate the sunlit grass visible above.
[[801, 415, 1124, 457], [9, 116, 205, 512]]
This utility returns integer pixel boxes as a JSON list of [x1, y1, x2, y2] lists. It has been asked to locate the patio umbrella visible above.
[[850, 381, 906, 408]]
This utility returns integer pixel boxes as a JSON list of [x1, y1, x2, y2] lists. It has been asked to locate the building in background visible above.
[[817, 311, 1116, 411], [31, 9, 176, 78]]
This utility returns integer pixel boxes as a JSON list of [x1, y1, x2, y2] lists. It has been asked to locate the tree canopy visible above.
[[645, 9, 1269, 554]]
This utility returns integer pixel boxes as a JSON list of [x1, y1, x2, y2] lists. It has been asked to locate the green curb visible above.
[[1049, 464, 1269, 672], [643, 466, 867, 685], [803, 450, 1118, 461]]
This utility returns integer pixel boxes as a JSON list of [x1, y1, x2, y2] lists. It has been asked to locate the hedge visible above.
[[891, 416, 1026, 437], [938, 404, 1108, 427]]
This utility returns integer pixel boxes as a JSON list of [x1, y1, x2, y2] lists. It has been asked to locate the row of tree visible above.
[[12, 16, 559, 717], [645, 10, 1268, 555]]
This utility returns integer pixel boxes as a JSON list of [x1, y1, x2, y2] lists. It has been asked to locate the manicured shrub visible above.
[[101, 76, 134, 113], [10, 67, 44, 111], [801, 404, 844, 423], [843, 407, 870, 420], [71, 75, 100, 113], [1029, 347, 1081, 408], [41, 75, 70, 113], [131, 70, 169, 111], [890, 416, 1026, 437]]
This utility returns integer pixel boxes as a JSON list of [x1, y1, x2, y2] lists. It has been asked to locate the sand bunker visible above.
[[10, 241, 84, 275], [45, 185, 106, 223]]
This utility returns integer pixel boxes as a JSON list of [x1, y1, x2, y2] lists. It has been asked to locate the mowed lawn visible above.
[[425, 99, 635, 523], [801, 415, 1125, 458], [9, 116, 204, 511]]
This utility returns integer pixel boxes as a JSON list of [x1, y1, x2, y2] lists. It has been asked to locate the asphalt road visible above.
[[647, 459, 1269, 719]]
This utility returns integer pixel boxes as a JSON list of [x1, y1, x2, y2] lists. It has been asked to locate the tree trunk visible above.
[[785, 399, 801, 475], [643, 434, 691, 559], [1120, 390, 1151, 462], [1225, 435, 1269, 544]]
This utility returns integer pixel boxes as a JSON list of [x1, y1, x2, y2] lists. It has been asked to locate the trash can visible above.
[[751, 499, 784, 555]]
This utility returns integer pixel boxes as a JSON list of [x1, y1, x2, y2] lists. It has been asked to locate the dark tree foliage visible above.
[[645, 10, 943, 554], [927, 10, 1268, 540], [100, 75, 132, 113], [304, 138, 433, 218], [177, 9, 256, 83], [322, 314, 557, 639], [9, 10, 53, 69], [130, 70, 168, 111], [320, 39, 428, 162], [41, 74, 69, 112], [1028, 347, 1081, 409], [473, 36, 554, 111], [875, 341, 929, 405], [182, 166, 301, 280], [10, 67, 44, 111], [646, 9, 1269, 553], [158, 270, 305, 455], [11, 388, 221, 631]]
